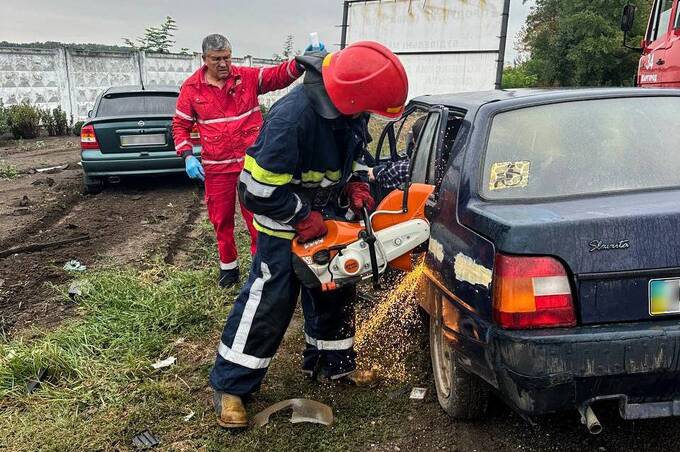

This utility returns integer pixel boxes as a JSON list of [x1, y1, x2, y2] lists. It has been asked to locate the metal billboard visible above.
[[341, 0, 511, 98]]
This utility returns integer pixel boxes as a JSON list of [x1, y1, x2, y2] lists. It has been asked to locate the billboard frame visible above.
[[340, 0, 511, 89]]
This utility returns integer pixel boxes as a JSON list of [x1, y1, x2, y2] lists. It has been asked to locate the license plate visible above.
[[649, 278, 680, 316], [120, 134, 166, 147]]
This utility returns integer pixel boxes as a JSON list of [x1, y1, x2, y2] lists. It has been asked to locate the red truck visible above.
[[622, 1, 680, 86]]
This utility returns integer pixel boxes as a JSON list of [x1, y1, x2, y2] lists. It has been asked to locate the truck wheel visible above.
[[430, 310, 489, 419], [82, 174, 103, 194]]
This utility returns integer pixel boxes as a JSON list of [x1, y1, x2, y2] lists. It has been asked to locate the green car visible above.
[[80, 85, 201, 193]]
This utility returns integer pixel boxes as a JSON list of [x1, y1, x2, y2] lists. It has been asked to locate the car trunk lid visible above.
[[463, 190, 680, 324], [89, 116, 174, 154]]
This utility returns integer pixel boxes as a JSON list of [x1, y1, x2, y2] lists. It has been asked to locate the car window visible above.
[[426, 112, 465, 186], [394, 110, 428, 159], [369, 109, 428, 161], [649, 0, 674, 41], [96, 93, 178, 117], [410, 112, 440, 184], [482, 96, 680, 200]]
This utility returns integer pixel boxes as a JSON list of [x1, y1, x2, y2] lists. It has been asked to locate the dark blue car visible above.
[[373, 88, 680, 433]]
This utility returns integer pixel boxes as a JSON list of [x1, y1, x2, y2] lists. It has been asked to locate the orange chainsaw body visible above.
[[291, 183, 434, 278]]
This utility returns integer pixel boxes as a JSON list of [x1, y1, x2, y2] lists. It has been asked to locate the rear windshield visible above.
[[482, 96, 680, 200], [96, 93, 178, 117]]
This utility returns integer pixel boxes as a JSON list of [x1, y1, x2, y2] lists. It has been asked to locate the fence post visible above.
[[62, 46, 77, 121], [193, 52, 202, 70], [137, 50, 146, 88]]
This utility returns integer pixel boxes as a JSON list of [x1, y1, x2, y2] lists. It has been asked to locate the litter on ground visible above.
[[63, 260, 87, 272], [409, 387, 428, 400], [131, 430, 160, 449], [151, 356, 176, 370], [251, 398, 334, 428]]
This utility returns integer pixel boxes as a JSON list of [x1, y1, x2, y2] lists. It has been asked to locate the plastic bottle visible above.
[[309, 32, 320, 51]]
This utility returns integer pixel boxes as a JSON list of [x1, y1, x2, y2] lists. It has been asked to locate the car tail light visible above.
[[190, 124, 200, 145], [80, 124, 99, 149], [492, 253, 576, 329]]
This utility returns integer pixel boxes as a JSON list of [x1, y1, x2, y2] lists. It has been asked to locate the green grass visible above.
[[0, 217, 435, 451]]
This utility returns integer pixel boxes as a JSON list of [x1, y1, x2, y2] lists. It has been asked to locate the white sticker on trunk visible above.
[[454, 253, 492, 288], [429, 239, 444, 262]]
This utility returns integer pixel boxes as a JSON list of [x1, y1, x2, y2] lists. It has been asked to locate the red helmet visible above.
[[322, 41, 408, 119]]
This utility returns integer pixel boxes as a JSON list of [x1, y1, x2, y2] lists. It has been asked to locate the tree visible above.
[[520, 0, 652, 86], [123, 16, 178, 53], [273, 34, 300, 60]]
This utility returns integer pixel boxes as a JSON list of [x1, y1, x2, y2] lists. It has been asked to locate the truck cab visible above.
[[627, 0, 680, 87]]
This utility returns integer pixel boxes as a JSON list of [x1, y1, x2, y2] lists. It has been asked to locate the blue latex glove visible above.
[[304, 42, 326, 52], [185, 155, 205, 181]]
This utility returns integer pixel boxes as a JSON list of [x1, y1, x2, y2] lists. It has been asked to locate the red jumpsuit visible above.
[[172, 60, 301, 270]]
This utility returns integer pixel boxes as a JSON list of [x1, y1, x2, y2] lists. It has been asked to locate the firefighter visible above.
[[209, 41, 409, 428], [172, 34, 304, 288]]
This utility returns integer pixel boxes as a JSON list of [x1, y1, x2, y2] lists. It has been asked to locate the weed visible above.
[[0, 162, 18, 180]]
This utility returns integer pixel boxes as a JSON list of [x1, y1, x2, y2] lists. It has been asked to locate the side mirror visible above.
[[87, 110, 93, 118], [621, 4, 636, 33], [621, 4, 643, 52]]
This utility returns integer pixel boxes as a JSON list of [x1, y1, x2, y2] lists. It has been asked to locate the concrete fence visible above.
[[0, 46, 294, 121]]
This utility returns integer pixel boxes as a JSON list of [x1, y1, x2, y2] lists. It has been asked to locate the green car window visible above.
[[97, 93, 178, 117]]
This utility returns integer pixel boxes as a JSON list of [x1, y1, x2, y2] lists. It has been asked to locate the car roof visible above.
[[411, 87, 680, 111], [103, 85, 180, 96]]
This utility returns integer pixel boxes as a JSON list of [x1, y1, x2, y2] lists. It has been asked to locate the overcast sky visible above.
[[1, 0, 533, 62]]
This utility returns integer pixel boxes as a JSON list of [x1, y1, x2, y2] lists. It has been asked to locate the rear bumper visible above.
[[81, 147, 200, 177], [487, 320, 680, 416]]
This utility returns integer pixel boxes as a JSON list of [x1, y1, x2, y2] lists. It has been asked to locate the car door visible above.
[[639, 0, 674, 86], [663, 0, 680, 86]]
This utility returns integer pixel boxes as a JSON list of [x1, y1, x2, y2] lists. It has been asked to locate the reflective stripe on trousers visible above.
[[209, 233, 357, 395]]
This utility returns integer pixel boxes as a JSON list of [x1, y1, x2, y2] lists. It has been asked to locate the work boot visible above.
[[334, 369, 379, 386], [213, 391, 248, 428], [218, 268, 240, 288]]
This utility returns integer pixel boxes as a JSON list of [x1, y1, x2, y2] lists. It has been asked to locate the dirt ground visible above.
[[0, 136, 203, 335], [2, 136, 680, 451]]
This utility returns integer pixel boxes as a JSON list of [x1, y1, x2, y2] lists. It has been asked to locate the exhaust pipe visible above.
[[107, 176, 121, 184], [578, 405, 603, 435]]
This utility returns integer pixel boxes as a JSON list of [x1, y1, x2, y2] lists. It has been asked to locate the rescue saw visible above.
[[292, 183, 434, 291]]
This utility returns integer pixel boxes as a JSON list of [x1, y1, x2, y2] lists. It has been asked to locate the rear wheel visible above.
[[82, 174, 103, 194], [429, 305, 489, 419]]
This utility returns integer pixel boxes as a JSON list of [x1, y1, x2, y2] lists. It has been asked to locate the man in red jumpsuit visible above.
[[172, 34, 303, 287]]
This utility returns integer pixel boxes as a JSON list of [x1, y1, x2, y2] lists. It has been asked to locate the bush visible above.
[[40, 106, 69, 136], [7, 103, 41, 139], [40, 108, 57, 136], [0, 102, 9, 137], [53, 106, 68, 136], [72, 121, 85, 136], [502, 62, 539, 89]]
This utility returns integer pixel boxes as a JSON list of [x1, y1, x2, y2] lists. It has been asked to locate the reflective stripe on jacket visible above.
[[172, 60, 301, 174], [237, 85, 370, 239]]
